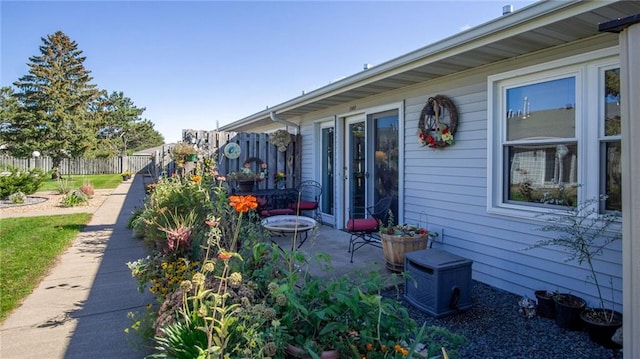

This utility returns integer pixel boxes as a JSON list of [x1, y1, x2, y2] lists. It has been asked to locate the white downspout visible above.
[[270, 111, 300, 133]]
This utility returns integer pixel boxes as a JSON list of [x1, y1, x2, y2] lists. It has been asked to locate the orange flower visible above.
[[191, 175, 202, 182], [366, 343, 373, 351], [229, 195, 258, 213], [218, 252, 232, 260], [394, 344, 408, 356]]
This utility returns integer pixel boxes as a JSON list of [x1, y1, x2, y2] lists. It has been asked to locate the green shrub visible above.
[[8, 191, 27, 204], [133, 175, 211, 255], [0, 165, 47, 198], [55, 177, 71, 194], [60, 190, 88, 207]]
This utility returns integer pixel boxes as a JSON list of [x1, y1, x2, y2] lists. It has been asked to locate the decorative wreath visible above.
[[418, 95, 458, 149], [239, 157, 268, 182], [270, 129, 292, 152]]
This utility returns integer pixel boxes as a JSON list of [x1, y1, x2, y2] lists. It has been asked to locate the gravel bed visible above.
[[383, 281, 622, 359]]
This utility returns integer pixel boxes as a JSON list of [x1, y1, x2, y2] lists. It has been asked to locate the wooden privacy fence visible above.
[[0, 155, 153, 175], [178, 129, 301, 190], [2, 130, 301, 184]]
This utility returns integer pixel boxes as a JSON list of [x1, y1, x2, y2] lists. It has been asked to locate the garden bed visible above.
[[384, 281, 622, 359]]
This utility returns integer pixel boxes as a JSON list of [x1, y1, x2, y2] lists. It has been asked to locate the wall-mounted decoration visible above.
[[418, 95, 458, 149], [223, 142, 241, 159], [270, 129, 292, 152]]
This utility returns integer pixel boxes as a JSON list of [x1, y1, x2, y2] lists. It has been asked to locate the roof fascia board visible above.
[[222, 0, 607, 130]]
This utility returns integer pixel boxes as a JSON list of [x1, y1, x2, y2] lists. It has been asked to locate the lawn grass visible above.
[[0, 213, 92, 322], [39, 174, 123, 192]]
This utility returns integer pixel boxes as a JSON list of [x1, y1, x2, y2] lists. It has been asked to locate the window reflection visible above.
[[506, 77, 576, 141]]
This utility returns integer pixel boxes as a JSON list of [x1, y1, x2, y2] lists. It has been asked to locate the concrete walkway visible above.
[[0, 176, 396, 358], [1, 175, 154, 359]]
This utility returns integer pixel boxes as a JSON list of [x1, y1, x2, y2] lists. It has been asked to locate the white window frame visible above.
[[487, 47, 619, 218]]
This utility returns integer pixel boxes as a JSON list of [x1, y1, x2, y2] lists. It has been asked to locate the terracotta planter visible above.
[[553, 293, 586, 330], [380, 233, 428, 272], [285, 344, 340, 359], [534, 290, 556, 319], [580, 309, 622, 349]]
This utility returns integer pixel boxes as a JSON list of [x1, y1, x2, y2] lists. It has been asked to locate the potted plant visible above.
[[227, 157, 268, 192], [378, 211, 438, 272], [274, 171, 286, 189], [526, 196, 621, 344], [121, 170, 131, 181], [170, 143, 198, 167], [534, 290, 556, 319], [552, 292, 586, 330]]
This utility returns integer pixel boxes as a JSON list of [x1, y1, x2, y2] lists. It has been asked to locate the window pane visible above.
[[604, 141, 622, 212], [506, 77, 576, 141], [507, 143, 578, 206], [604, 68, 621, 136], [321, 127, 334, 215]]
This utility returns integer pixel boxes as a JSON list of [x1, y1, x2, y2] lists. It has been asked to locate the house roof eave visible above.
[[220, 0, 638, 131]]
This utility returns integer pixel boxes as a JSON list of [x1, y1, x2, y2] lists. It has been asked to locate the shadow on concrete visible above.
[[63, 175, 154, 359]]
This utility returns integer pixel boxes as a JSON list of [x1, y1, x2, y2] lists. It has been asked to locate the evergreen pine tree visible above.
[[12, 31, 100, 172]]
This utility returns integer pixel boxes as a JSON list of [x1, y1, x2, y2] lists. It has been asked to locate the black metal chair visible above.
[[345, 196, 392, 263], [259, 188, 297, 217], [289, 180, 322, 224]]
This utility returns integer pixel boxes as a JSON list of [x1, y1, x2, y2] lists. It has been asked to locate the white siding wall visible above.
[[293, 34, 622, 309]]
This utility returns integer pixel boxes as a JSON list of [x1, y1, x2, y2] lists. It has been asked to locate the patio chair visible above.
[[289, 180, 322, 224], [345, 196, 392, 263], [259, 189, 297, 217]]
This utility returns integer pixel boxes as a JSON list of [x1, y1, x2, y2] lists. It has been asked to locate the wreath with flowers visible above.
[[417, 95, 458, 149], [229, 157, 268, 182]]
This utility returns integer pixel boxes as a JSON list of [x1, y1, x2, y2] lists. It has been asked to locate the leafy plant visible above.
[[8, 191, 27, 204], [526, 196, 621, 322], [60, 190, 89, 207], [55, 177, 71, 195], [0, 164, 47, 198], [132, 174, 210, 253], [379, 210, 437, 240]]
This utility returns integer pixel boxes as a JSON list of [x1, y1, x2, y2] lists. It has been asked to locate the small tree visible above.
[[526, 196, 621, 322]]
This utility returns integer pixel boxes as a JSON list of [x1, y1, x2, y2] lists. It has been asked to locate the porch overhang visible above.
[[220, 0, 640, 132]]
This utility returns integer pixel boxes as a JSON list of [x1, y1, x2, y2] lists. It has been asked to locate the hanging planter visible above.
[[271, 129, 292, 152], [417, 95, 458, 149]]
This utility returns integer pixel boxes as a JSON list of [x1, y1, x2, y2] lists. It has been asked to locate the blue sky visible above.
[[1, 0, 536, 143]]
